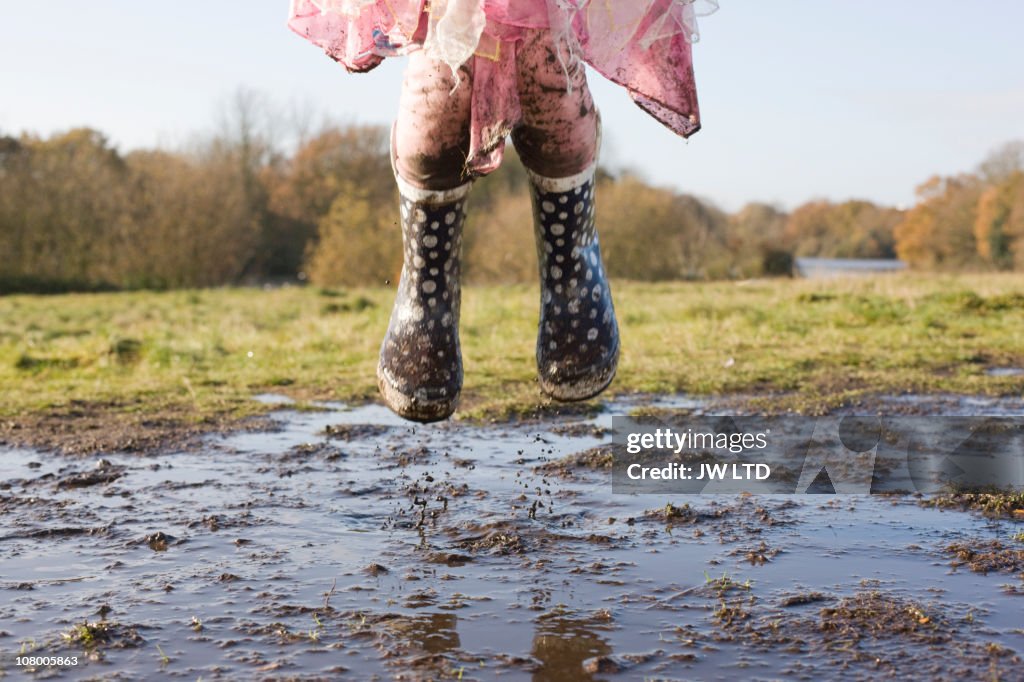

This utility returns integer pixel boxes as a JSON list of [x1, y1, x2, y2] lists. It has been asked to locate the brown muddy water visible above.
[[2, 395, 1023, 680]]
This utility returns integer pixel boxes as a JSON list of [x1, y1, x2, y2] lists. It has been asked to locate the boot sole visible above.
[[538, 343, 619, 403], [377, 365, 459, 423]]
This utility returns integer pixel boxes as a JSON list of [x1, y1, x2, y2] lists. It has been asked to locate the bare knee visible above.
[[512, 121, 597, 178], [394, 139, 471, 190]]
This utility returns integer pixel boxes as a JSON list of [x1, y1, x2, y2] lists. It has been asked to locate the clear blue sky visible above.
[[1, 1, 1021, 211]]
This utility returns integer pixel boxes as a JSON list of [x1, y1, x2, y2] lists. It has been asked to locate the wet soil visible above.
[[1, 394, 1023, 680], [0, 400, 277, 458]]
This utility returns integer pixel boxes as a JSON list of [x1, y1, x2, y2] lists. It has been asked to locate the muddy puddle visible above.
[[2, 394, 1023, 680]]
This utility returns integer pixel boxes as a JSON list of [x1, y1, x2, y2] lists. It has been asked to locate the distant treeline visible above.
[[1, 103, 1021, 292]]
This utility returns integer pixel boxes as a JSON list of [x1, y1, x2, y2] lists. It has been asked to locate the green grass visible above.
[[2, 274, 1024, 430]]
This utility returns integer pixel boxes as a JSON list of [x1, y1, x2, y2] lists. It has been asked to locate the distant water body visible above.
[[795, 257, 908, 279]]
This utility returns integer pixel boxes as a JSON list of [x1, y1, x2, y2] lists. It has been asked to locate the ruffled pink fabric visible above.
[[288, 0, 704, 173]]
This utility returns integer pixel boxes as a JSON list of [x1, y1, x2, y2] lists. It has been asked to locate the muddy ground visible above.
[[1, 394, 1023, 680]]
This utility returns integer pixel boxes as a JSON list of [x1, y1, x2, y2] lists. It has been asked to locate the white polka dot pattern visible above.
[[378, 188, 468, 422], [529, 171, 619, 401]]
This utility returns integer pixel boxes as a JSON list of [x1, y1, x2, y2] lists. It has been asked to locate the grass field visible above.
[[2, 274, 1024, 451]]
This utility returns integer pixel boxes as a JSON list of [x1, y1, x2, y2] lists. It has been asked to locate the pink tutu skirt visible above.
[[288, 0, 715, 171]]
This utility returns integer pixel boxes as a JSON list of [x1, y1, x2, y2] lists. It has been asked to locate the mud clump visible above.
[[923, 490, 1024, 518], [582, 654, 622, 674], [323, 423, 391, 442], [735, 540, 780, 566], [946, 540, 1024, 577], [549, 423, 611, 439], [286, 441, 346, 461], [424, 552, 473, 567], [818, 591, 947, 642], [644, 502, 730, 525], [536, 446, 614, 476], [458, 529, 526, 555], [710, 590, 954, 650], [62, 621, 144, 651], [701, 588, 1023, 679], [779, 591, 831, 607], [55, 470, 123, 490], [144, 532, 178, 552], [712, 598, 754, 628]]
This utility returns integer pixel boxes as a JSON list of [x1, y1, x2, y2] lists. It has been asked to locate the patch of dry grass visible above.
[[2, 273, 1023, 448]]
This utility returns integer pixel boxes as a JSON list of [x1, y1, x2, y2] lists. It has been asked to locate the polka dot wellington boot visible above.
[[527, 163, 620, 401], [377, 176, 470, 422]]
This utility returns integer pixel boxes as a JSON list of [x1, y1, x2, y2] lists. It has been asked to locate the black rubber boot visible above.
[[377, 176, 470, 422], [528, 164, 619, 401]]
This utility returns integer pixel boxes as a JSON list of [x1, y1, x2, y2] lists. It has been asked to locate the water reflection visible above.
[[384, 612, 461, 654], [381, 611, 613, 679], [532, 614, 612, 681]]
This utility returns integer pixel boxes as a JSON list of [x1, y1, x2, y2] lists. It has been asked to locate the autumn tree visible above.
[[265, 125, 393, 278], [462, 188, 536, 284], [304, 183, 401, 287], [0, 128, 132, 290], [461, 148, 536, 284], [974, 171, 1024, 269], [784, 200, 900, 259], [894, 175, 983, 269], [123, 148, 262, 288], [598, 175, 730, 281], [727, 202, 790, 276]]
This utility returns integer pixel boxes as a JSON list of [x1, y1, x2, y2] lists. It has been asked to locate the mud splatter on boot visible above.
[[377, 178, 470, 422], [528, 164, 619, 401]]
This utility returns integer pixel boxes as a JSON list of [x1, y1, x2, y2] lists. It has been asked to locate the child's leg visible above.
[[512, 30, 619, 401], [393, 52, 474, 190], [378, 52, 475, 422], [511, 29, 600, 178]]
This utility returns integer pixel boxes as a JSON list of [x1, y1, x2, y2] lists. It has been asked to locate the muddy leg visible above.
[[513, 30, 618, 401], [511, 29, 599, 178], [379, 52, 474, 421], [394, 51, 474, 190]]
